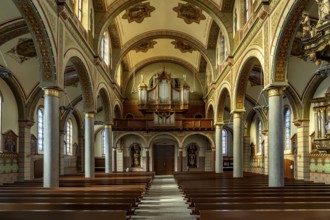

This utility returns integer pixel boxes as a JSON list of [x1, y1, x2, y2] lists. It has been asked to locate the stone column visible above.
[[295, 120, 310, 181], [59, 130, 65, 175], [18, 120, 34, 181], [84, 112, 95, 178], [113, 148, 117, 172], [211, 148, 216, 172], [43, 88, 60, 188], [215, 123, 223, 173], [104, 124, 113, 173], [243, 135, 250, 172], [314, 108, 319, 138], [268, 87, 284, 187], [77, 135, 84, 173], [233, 111, 244, 178], [262, 130, 269, 175], [146, 148, 150, 172], [179, 148, 183, 172]]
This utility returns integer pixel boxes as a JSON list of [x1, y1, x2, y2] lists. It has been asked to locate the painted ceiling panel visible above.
[[127, 39, 200, 70]]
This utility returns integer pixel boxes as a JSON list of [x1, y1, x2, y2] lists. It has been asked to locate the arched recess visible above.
[[206, 102, 215, 119], [114, 132, 148, 147], [215, 83, 231, 123], [270, 0, 308, 83], [13, 0, 57, 85], [182, 132, 215, 150], [94, 0, 232, 55], [96, 83, 112, 124], [234, 50, 264, 111], [63, 50, 94, 112], [114, 31, 215, 81], [114, 104, 122, 119], [148, 133, 181, 148]]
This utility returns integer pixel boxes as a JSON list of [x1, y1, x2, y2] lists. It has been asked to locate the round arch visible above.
[[148, 133, 181, 148], [181, 132, 215, 150], [233, 48, 264, 111], [95, 83, 112, 124], [215, 82, 232, 124], [206, 101, 215, 119], [270, 0, 307, 83], [13, 0, 57, 85], [114, 133, 148, 148], [63, 49, 94, 112], [115, 31, 215, 81]]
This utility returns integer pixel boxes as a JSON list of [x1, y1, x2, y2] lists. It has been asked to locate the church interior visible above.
[[0, 0, 330, 219]]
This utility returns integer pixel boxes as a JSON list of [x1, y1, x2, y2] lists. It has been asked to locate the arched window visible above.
[[257, 119, 263, 154], [37, 107, 44, 152], [284, 108, 291, 151], [101, 31, 110, 65], [221, 34, 226, 62], [222, 129, 227, 156], [65, 119, 73, 155], [245, 0, 249, 22], [101, 129, 106, 156], [75, 0, 83, 21]]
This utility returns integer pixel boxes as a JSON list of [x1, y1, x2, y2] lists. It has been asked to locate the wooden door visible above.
[[284, 159, 294, 179], [153, 145, 174, 175]]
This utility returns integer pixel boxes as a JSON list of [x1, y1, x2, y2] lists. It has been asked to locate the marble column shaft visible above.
[[104, 125, 113, 173], [233, 112, 244, 178], [268, 87, 284, 187], [215, 124, 223, 173], [43, 88, 60, 188], [85, 113, 95, 178], [146, 149, 150, 172]]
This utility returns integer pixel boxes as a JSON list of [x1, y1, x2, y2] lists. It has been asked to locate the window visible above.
[[101, 31, 109, 65], [101, 129, 106, 156], [222, 129, 227, 156], [37, 107, 44, 152], [257, 119, 262, 154], [77, 0, 83, 21], [245, 0, 249, 22], [65, 119, 73, 155], [284, 108, 291, 151]]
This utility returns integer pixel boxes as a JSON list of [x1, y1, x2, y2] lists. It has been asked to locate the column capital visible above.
[[231, 110, 245, 118], [43, 87, 61, 97], [267, 87, 284, 97], [293, 119, 309, 127], [215, 122, 224, 128], [145, 148, 150, 152], [18, 120, 34, 128], [85, 112, 94, 118], [104, 124, 112, 129]]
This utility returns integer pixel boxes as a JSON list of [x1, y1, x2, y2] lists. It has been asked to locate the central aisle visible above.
[[132, 175, 195, 220]]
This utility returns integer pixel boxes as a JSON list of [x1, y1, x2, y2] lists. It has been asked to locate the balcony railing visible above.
[[113, 118, 214, 131]]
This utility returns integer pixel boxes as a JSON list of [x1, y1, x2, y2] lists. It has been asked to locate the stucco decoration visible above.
[[134, 40, 157, 53], [171, 40, 195, 53], [122, 2, 155, 23], [6, 38, 37, 63], [173, 2, 206, 24]]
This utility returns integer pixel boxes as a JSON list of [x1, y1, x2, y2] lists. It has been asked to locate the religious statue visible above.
[[316, 0, 330, 26], [301, 12, 311, 38], [187, 144, 197, 168], [131, 144, 141, 167]]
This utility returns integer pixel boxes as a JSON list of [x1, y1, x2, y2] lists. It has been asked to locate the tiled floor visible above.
[[132, 175, 195, 220]]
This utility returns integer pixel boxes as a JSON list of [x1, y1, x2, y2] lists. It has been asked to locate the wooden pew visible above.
[[0, 210, 127, 220], [199, 210, 330, 220]]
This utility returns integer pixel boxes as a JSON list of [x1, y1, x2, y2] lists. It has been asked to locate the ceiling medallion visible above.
[[122, 2, 156, 23], [6, 38, 37, 63], [173, 3, 206, 24], [134, 40, 157, 53], [171, 40, 195, 53]]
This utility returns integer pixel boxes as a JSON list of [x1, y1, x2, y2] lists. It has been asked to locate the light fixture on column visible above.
[[0, 49, 12, 78]]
